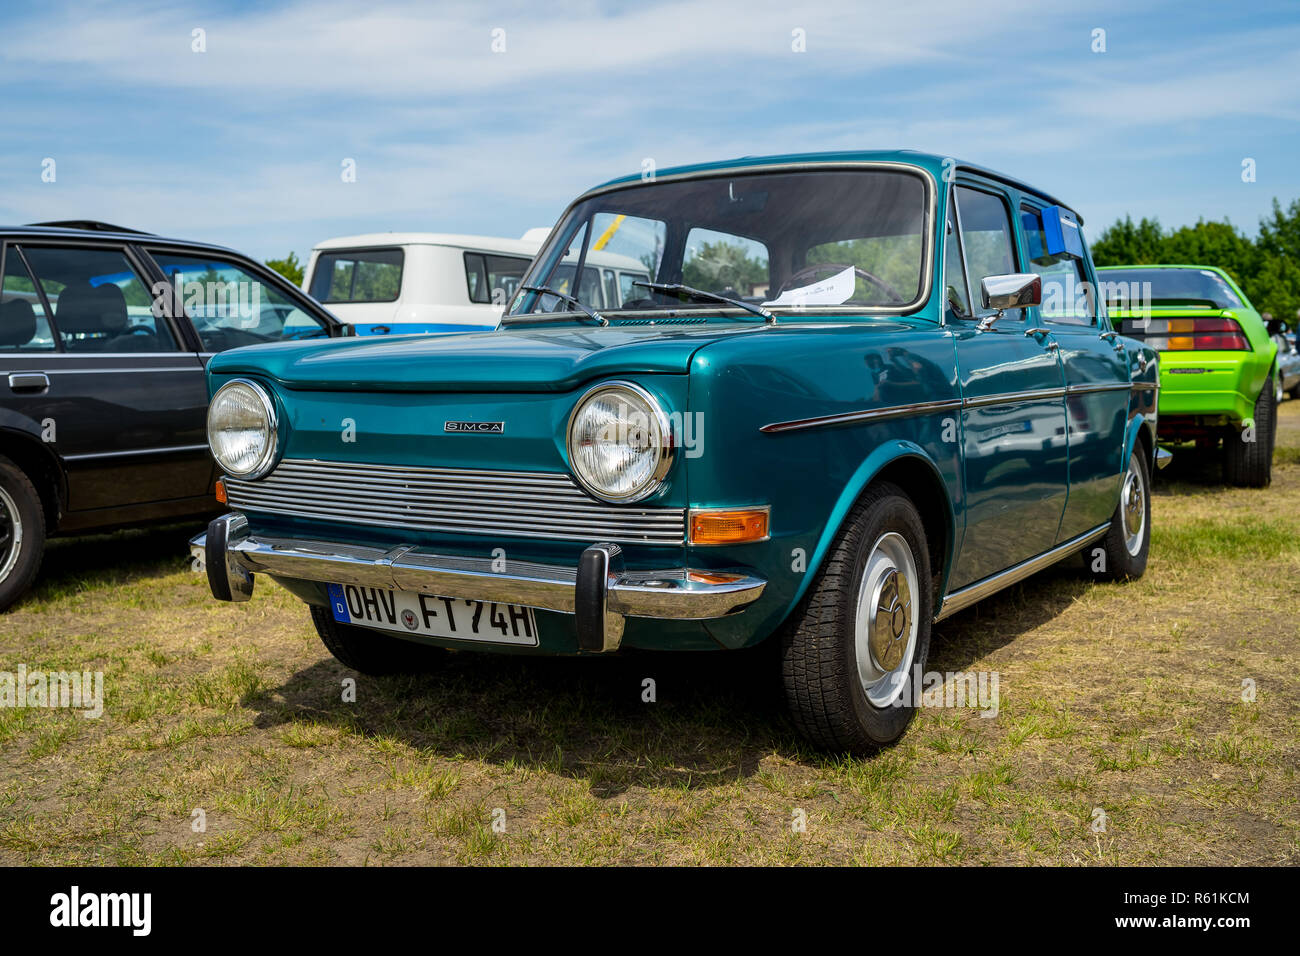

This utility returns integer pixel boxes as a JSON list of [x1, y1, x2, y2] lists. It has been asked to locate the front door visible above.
[[946, 183, 1069, 590]]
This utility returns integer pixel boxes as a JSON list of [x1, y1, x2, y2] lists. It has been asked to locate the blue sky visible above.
[[1, 0, 1297, 266]]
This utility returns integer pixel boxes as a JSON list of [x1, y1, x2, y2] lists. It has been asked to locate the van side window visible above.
[[309, 248, 403, 303]]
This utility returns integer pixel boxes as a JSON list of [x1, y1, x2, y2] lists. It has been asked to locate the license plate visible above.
[[326, 583, 539, 646]]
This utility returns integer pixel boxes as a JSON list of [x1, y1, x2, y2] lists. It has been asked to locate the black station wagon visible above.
[[0, 222, 345, 610]]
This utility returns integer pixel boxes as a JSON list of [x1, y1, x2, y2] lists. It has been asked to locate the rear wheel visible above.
[[780, 482, 932, 755], [1222, 381, 1274, 488], [310, 605, 444, 675], [1091, 449, 1150, 581], [0, 455, 45, 613]]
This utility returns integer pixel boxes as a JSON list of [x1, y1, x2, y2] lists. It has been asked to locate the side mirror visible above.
[[978, 273, 1041, 331]]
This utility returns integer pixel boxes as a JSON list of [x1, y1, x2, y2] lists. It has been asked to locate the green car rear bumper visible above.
[[1156, 350, 1271, 424]]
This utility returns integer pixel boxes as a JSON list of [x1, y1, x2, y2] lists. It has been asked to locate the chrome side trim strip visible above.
[[935, 523, 1109, 622], [762, 380, 1154, 434], [760, 398, 962, 434], [63, 443, 209, 461], [961, 387, 1067, 409]]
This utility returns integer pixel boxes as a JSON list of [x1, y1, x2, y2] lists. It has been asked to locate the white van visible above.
[[303, 231, 651, 335]]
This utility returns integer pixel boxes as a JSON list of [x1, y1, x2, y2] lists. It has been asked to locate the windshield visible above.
[[1096, 267, 1244, 310], [509, 168, 929, 319]]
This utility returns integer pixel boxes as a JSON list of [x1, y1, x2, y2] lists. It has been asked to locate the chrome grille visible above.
[[223, 459, 686, 545]]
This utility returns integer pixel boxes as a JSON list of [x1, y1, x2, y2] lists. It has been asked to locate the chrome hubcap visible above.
[[0, 486, 21, 583], [854, 532, 919, 708], [1120, 460, 1145, 557]]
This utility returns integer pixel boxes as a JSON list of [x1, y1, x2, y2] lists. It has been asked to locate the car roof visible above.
[[312, 233, 543, 256], [581, 149, 1083, 223], [0, 223, 259, 260]]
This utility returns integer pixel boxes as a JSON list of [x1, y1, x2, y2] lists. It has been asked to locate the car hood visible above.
[[206, 321, 836, 392]]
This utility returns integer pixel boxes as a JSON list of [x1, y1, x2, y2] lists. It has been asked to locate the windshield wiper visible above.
[[633, 282, 774, 323], [518, 285, 606, 325]]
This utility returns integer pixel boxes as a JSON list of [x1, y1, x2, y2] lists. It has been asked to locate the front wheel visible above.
[[780, 482, 933, 755], [1091, 449, 1151, 581], [310, 605, 444, 675], [0, 455, 45, 613]]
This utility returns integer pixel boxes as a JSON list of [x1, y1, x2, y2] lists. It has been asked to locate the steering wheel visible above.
[[775, 263, 904, 303]]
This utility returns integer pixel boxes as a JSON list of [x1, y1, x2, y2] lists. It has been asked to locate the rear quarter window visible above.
[[309, 248, 403, 303]]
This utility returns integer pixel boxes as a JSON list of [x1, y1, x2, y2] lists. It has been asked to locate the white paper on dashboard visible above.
[[762, 266, 856, 307]]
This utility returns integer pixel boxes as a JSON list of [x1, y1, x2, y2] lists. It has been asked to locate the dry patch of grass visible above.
[[2, 406, 1298, 865]]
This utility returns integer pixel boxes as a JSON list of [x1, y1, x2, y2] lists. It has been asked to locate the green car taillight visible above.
[[1121, 316, 1250, 351]]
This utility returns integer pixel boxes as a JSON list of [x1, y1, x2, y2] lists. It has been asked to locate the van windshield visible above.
[[508, 168, 930, 319]]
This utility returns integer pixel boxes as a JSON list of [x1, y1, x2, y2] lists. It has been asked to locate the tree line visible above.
[[1090, 198, 1300, 320]]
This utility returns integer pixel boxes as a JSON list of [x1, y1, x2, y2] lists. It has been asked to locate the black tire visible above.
[[1222, 380, 1274, 488], [780, 482, 933, 755], [0, 454, 46, 613], [309, 604, 443, 675], [1091, 449, 1151, 581]]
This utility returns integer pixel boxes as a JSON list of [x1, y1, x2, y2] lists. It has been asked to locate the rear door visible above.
[[1018, 202, 1130, 542], [1, 241, 210, 514], [947, 181, 1069, 590]]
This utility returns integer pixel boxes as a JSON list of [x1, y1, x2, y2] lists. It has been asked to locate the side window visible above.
[[483, 254, 530, 307], [943, 195, 970, 319], [21, 245, 179, 352], [619, 271, 649, 305], [0, 248, 57, 351], [464, 253, 488, 303], [1020, 206, 1094, 326], [955, 186, 1017, 313], [308, 248, 403, 303], [149, 251, 330, 352]]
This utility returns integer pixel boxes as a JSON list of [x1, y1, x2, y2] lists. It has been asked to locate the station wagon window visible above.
[[464, 252, 530, 306], [955, 186, 1017, 313], [309, 248, 403, 303], [149, 252, 331, 351], [510, 170, 927, 317], [21, 246, 179, 352], [0, 249, 57, 351], [1021, 205, 1094, 326]]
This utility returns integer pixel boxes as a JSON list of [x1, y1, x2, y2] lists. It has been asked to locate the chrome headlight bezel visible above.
[[566, 380, 675, 504], [207, 378, 280, 480]]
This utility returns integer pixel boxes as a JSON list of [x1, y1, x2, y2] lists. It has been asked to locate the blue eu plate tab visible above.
[[1042, 205, 1083, 259], [327, 583, 351, 622]]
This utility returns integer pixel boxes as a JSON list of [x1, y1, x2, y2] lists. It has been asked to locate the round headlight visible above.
[[208, 379, 279, 479], [567, 381, 674, 503]]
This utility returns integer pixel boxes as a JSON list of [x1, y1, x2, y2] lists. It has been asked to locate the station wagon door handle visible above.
[[7, 372, 50, 393]]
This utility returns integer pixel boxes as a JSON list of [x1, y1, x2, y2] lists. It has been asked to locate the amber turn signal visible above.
[[214, 478, 227, 505], [689, 508, 769, 545]]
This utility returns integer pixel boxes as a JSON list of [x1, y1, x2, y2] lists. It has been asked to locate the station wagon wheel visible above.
[[780, 481, 932, 754], [1092, 448, 1150, 581], [0, 455, 46, 613]]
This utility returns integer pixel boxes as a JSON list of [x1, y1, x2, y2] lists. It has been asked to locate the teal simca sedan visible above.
[[196, 151, 1162, 753]]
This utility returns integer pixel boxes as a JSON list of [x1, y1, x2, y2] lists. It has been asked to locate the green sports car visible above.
[[1097, 264, 1278, 487]]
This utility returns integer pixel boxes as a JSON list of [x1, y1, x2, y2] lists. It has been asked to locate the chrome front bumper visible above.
[[192, 513, 766, 653]]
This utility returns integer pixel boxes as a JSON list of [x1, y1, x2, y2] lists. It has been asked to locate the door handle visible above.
[[1024, 327, 1051, 336], [1099, 331, 1118, 342], [7, 372, 50, 392]]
